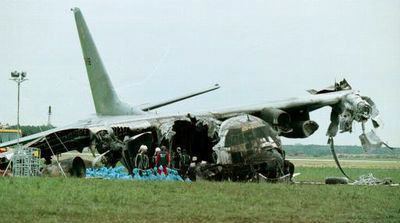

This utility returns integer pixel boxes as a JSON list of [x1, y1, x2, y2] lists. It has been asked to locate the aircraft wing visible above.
[[0, 126, 71, 148], [211, 90, 349, 120], [209, 79, 380, 140], [0, 122, 92, 156]]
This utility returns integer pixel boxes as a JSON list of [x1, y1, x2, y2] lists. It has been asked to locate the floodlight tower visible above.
[[10, 71, 28, 134]]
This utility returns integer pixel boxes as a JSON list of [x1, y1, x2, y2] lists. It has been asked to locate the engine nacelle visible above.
[[281, 120, 319, 138], [343, 94, 372, 122], [259, 108, 291, 127]]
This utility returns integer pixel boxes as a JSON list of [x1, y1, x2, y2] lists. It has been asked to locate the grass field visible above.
[[289, 157, 400, 169], [295, 166, 400, 182], [0, 162, 399, 222]]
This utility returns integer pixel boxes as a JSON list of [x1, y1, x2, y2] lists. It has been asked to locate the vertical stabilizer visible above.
[[71, 7, 142, 116]]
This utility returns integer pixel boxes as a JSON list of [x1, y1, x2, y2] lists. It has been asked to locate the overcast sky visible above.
[[1, 1, 399, 146]]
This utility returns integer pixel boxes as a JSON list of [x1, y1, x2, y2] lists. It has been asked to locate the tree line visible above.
[[284, 144, 399, 156], [7, 125, 55, 137]]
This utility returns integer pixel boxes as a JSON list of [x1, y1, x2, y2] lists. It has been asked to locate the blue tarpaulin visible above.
[[86, 166, 188, 182]]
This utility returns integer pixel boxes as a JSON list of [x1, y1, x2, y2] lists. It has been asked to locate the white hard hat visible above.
[[155, 147, 161, 152], [140, 145, 148, 151], [192, 156, 197, 162]]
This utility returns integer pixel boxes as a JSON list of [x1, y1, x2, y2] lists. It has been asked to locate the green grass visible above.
[[289, 157, 400, 169], [0, 169, 399, 223], [295, 167, 400, 182]]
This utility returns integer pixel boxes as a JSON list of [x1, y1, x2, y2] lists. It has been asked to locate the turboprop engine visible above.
[[281, 120, 319, 138], [259, 108, 319, 138], [259, 108, 291, 130]]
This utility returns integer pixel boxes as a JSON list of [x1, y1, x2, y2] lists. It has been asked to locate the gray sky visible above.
[[1, 0, 399, 146]]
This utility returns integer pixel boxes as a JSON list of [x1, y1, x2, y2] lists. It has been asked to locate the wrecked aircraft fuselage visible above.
[[0, 79, 388, 182], [6, 79, 385, 182], [90, 114, 294, 181]]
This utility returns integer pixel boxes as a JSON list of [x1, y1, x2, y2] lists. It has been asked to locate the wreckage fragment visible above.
[[42, 156, 87, 177]]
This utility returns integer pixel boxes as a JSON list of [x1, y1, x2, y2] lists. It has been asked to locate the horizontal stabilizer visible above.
[[141, 84, 220, 111]]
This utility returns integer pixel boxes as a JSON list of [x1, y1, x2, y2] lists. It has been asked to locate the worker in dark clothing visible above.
[[156, 145, 170, 175], [187, 156, 198, 181], [179, 148, 191, 177], [135, 145, 149, 170], [283, 160, 295, 181], [173, 147, 182, 169]]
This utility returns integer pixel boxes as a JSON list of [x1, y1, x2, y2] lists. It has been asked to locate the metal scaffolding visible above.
[[12, 146, 41, 177]]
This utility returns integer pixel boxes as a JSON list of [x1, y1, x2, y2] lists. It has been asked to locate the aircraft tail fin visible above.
[[71, 7, 141, 116]]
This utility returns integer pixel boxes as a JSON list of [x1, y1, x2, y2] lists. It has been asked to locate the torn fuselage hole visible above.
[[169, 119, 217, 163]]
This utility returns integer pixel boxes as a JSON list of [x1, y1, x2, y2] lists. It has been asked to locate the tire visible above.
[[325, 177, 349, 184]]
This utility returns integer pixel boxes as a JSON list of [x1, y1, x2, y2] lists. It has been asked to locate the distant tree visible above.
[[283, 144, 399, 156]]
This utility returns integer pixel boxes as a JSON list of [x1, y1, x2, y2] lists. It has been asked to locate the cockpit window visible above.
[[253, 126, 269, 138], [224, 125, 275, 148], [243, 129, 256, 141], [225, 129, 244, 147]]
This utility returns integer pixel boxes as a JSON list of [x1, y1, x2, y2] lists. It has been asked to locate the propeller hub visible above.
[[355, 101, 372, 121]]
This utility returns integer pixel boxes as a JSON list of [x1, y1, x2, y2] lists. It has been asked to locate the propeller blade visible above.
[[362, 96, 382, 128]]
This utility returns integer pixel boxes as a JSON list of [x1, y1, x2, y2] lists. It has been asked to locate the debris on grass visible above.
[[352, 173, 396, 186]]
